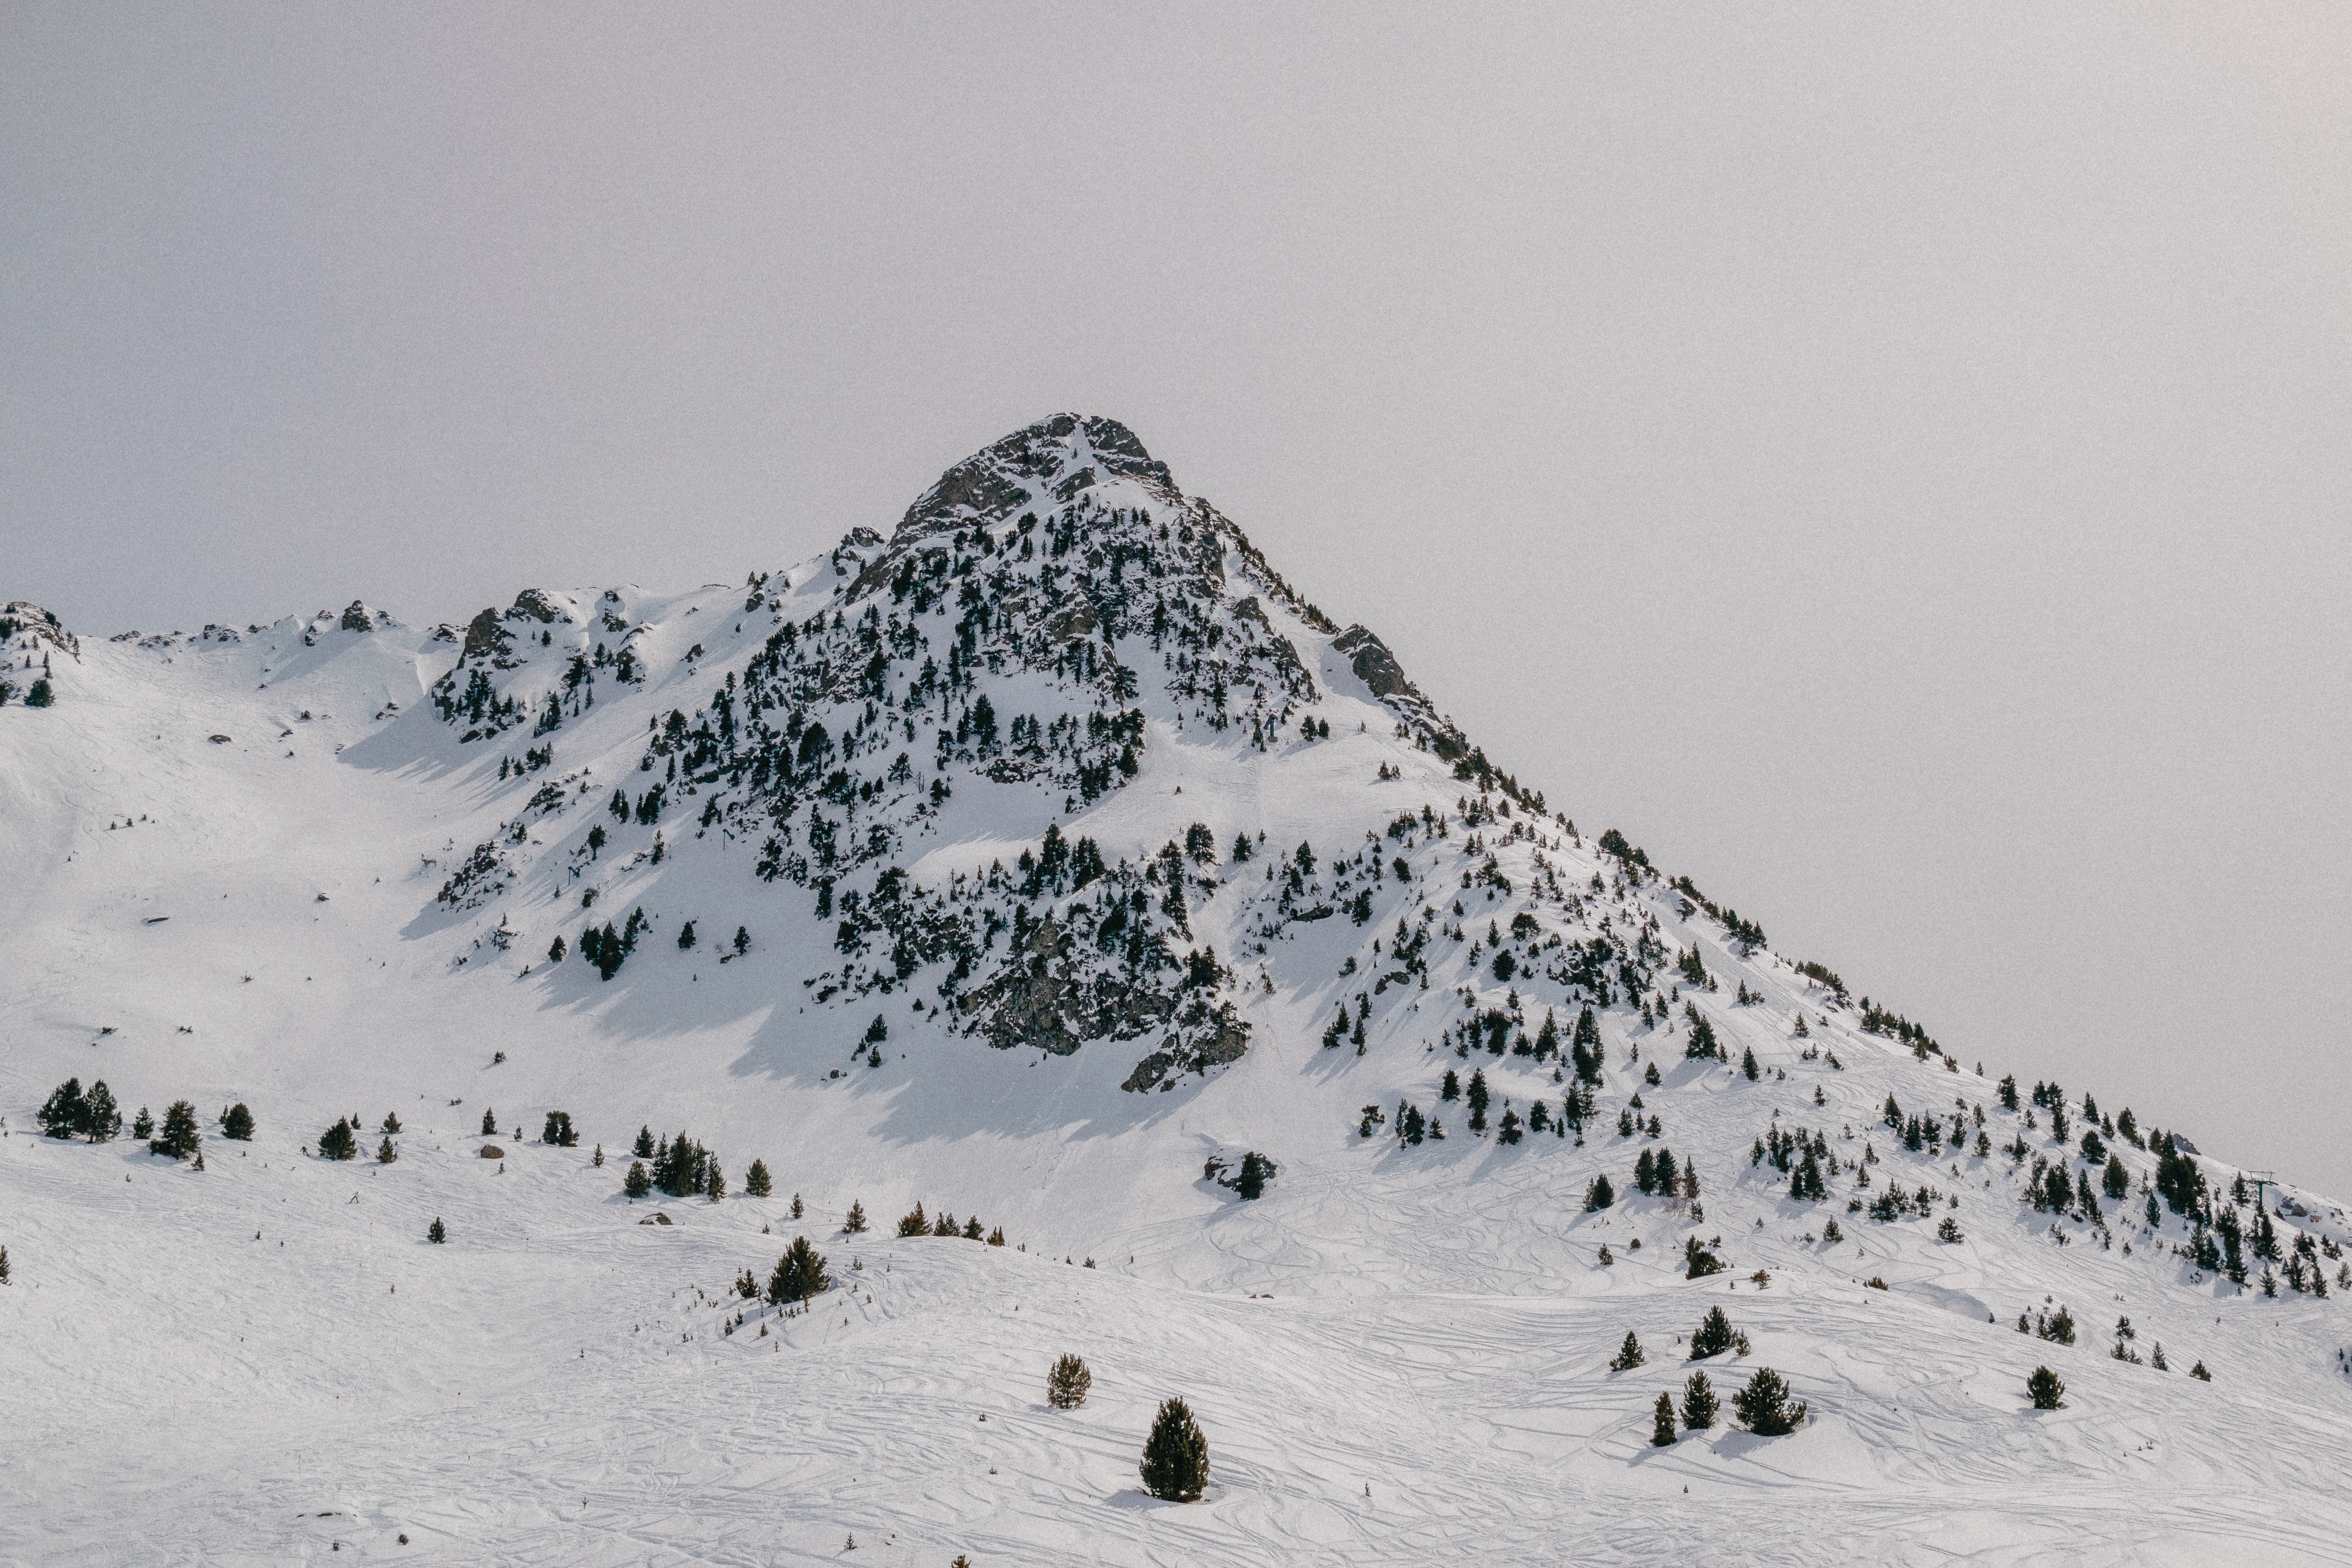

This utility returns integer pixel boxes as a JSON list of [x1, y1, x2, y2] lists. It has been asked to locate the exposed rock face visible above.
[[2, 602, 78, 657], [1332, 625, 1412, 701], [507, 589, 569, 626], [461, 607, 507, 661]]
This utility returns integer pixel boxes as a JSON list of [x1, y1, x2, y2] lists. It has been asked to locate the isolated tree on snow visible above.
[[2027, 1366, 2065, 1409], [1236, 1151, 1275, 1200], [844, 1200, 868, 1234], [733, 926, 750, 956], [745, 1159, 772, 1198], [1731, 1368, 1806, 1434], [480, 1107, 497, 1136], [376, 1136, 397, 1164], [623, 1161, 652, 1199], [2189, 1361, 2211, 1382], [548, 934, 567, 964], [1583, 1174, 1615, 1211], [633, 1125, 656, 1158], [151, 1101, 202, 1160], [767, 1236, 830, 1305], [318, 1118, 358, 1160], [898, 1201, 929, 1237], [1466, 1070, 1491, 1133], [0, 1245, 10, 1284], [791, 1193, 805, 1219], [1690, 1306, 1736, 1359], [1139, 1397, 1211, 1502], [212, 1102, 256, 1141], [1608, 1331, 1645, 1371], [1650, 1392, 1678, 1446], [1681, 1370, 1719, 1430], [427, 1218, 446, 1244], [131, 1107, 154, 1141], [1048, 1354, 1094, 1409], [1741, 1047, 1759, 1081]]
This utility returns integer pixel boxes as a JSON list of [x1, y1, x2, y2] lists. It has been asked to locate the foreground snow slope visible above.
[[3, 419, 2348, 1565]]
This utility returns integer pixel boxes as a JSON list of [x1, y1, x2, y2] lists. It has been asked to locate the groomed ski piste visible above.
[[5, 417, 2349, 1566]]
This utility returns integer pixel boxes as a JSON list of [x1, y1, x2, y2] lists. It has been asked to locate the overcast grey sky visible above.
[[7, 5, 2349, 1190]]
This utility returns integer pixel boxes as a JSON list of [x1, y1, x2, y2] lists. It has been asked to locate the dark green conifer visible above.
[[151, 1101, 202, 1160], [1608, 1331, 1645, 1371], [1047, 1353, 1093, 1409], [1650, 1392, 1679, 1446], [1741, 1047, 1759, 1081], [1690, 1305, 1736, 1359], [624, 1161, 652, 1199], [427, 1217, 446, 1244], [767, 1236, 829, 1305], [844, 1199, 867, 1233], [377, 1136, 397, 1164], [2027, 1366, 2065, 1409], [480, 1107, 497, 1136], [745, 1159, 772, 1198], [1139, 1397, 1211, 1501], [634, 1125, 656, 1158], [1732, 1368, 1806, 1434], [1681, 1370, 1719, 1430]]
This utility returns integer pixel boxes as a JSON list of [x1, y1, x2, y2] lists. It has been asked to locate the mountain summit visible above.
[[3, 420, 2347, 1563]]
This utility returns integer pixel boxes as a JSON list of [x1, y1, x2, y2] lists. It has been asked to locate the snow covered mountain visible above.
[[5, 415, 2350, 1565]]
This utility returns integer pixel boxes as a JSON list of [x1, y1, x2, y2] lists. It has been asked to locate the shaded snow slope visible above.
[[3, 420, 2348, 1565]]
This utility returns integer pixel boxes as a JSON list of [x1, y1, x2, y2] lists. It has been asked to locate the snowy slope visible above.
[[4, 419, 2350, 1566]]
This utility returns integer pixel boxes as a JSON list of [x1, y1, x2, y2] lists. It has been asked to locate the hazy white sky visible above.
[[7, 5, 2349, 1188]]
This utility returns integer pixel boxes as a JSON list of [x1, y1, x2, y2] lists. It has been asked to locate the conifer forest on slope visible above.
[[4, 416, 2349, 1565]]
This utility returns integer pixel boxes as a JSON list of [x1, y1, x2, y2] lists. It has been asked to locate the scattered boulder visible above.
[[478, 1145, 504, 1160]]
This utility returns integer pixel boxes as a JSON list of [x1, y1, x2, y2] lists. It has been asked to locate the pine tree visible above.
[[377, 1136, 397, 1164], [1609, 1331, 1645, 1371], [132, 1107, 153, 1141], [705, 1162, 727, 1202], [1690, 1305, 1736, 1359], [548, 934, 567, 964], [624, 1161, 652, 1199], [151, 1101, 202, 1160], [0, 1244, 9, 1284], [1650, 1392, 1679, 1446], [1732, 1368, 1806, 1434], [1139, 1397, 1211, 1501], [82, 1081, 120, 1141], [792, 1193, 806, 1220], [2189, 1360, 2212, 1381], [1235, 1152, 1274, 1200], [381, 1111, 402, 1135], [427, 1217, 446, 1244], [481, 1107, 497, 1136], [37, 1078, 84, 1139], [1682, 1370, 1719, 1429], [1741, 1047, 1759, 1081], [2027, 1366, 2065, 1409], [898, 1201, 929, 1237], [767, 1236, 831, 1305], [1048, 1353, 1093, 1409], [634, 1125, 655, 1158], [734, 926, 750, 956], [745, 1159, 772, 1198], [845, 1200, 867, 1233], [1467, 1070, 1490, 1133], [318, 1118, 358, 1161], [1583, 1174, 1615, 1211]]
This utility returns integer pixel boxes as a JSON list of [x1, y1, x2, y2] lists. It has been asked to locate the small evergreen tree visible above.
[[767, 1236, 830, 1305], [1466, 1070, 1490, 1133], [151, 1101, 202, 1160], [677, 920, 697, 951], [377, 1136, 397, 1164], [381, 1111, 401, 1135], [734, 925, 750, 956], [2027, 1366, 2065, 1409], [1690, 1306, 1736, 1359], [1732, 1368, 1806, 1434], [1608, 1331, 1645, 1371], [0, 1244, 9, 1284], [1047, 1353, 1093, 1409], [1235, 1151, 1275, 1199], [705, 1161, 726, 1202], [131, 1107, 153, 1141], [624, 1161, 652, 1199], [745, 1159, 772, 1198], [844, 1199, 867, 1233], [1583, 1174, 1615, 1211], [1741, 1047, 1759, 1081], [1681, 1370, 1719, 1430], [2189, 1360, 2211, 1381], [25, 677, 52, 707], [548, 934, 567, 964], [634, 1125, 656, 1158], [37, 1078, 85, 1139], [481, 1107, 497, 1136], [1684, 1236, 1724, 1280], [1139, 1397, 1211, 1501], [427, 1217, 446, 1244], [83, 1082, 120, 1141], [1650, 1392, 1679, 1446], [318, 1118, 358, 1160], [791, 1192, 805, 1219], [898, 1201, 930, 1237]]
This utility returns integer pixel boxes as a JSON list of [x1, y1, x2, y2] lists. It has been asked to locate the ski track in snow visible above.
[[5, 425, 2352, 1564]]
